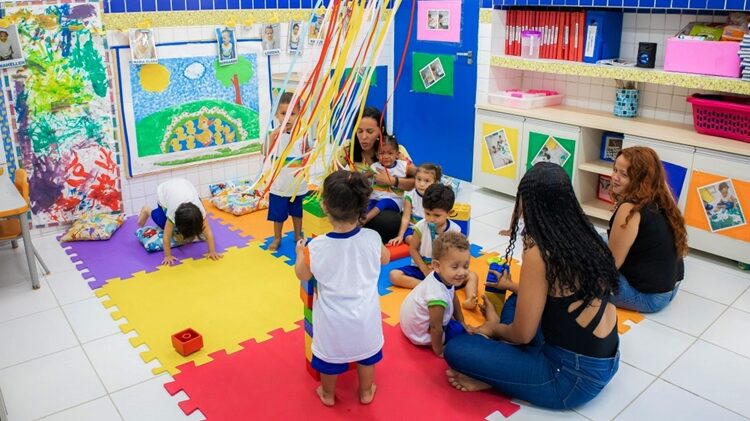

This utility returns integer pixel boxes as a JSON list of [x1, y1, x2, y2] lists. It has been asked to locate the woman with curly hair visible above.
[[443, 163, 620, 409], [607, 146, 687, 313]]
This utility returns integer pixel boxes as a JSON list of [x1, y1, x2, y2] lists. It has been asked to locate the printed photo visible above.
[[698, 179, 746, 232], [287, 21, 303, 55], [129, 29, 157, 64], [429, 58, 445, 78], [419, 66, 436, 89], [427, 10, 450, 30], [0, 25, 25, 69], [262, 23, 281, 56], [483, 129, 514, 170], [216, 27, 238, 65], [531, 136, 571, 168], [600, 134, 623, 162], [419, 57, 446, 89], [598, 175, 614, 204], [309, 12, 325, 45]]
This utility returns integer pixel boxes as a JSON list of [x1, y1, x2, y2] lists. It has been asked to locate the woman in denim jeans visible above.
[[444, 163, 620, 409], [607, 147, 687, 313]]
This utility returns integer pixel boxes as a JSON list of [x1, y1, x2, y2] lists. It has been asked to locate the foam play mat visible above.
[[62, 215, 250, 289], [95, 242, 301, 375], [203, 200, 278, 240], [165, 322, 522, 420]]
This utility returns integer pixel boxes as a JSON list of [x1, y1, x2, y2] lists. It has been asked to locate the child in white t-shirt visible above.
[[0, 30, 14, 61], [389, 162, 441, 246], [400, 231, 470, 357], [364, 136, 416, 225], [295, 170, 390, 407], [389, 183, 479, 309]]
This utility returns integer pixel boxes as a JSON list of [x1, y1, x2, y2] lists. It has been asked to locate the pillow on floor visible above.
[[60, 212, 125, 242], [210, 179, 268, 216], [135, 226, 183, 252]]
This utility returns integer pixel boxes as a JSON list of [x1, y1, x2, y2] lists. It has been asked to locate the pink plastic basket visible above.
[[687, 94, 750, 143]]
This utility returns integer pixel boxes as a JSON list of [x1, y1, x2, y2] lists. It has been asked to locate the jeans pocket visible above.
[[562, 377, 600, 409]]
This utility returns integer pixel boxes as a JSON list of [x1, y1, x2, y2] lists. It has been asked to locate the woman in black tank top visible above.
[[606, 147, 688, 313], [444, 163, 620, 409]]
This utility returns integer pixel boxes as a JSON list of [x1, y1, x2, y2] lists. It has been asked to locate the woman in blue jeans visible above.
[[444, 163, 621, 409], [607, 147, 687, 313]]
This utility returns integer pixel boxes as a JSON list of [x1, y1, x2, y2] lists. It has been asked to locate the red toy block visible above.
[[386, 243, 410, 260], [172, 328, 204, 357]]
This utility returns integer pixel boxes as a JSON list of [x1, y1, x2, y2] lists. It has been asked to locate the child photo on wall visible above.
[[308, 12, 325, 45], [216, 27, 238, 65], [0, 25, 25, 69], [287, 21, 303, 55], [262, 24, 280, 56], [531, 136, 570, 168], [483, 129, 514, 170], [129, 29, 157, 64], [419, 57, 446, 89], [698, 179, 746, 232]]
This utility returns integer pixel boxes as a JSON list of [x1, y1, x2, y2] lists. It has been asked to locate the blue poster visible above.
[[663, 160, 688, 202]]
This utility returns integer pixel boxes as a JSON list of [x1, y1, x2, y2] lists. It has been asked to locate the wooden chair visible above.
[[0, 169, 50, 274]]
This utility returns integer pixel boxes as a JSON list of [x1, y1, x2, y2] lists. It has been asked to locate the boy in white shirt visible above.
[[0, 30, 14, 61], [400, 231, 469, 357], [389, 162, 441, 246]]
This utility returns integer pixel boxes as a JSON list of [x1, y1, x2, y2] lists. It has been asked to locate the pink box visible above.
[[664, 37, 740, 78]]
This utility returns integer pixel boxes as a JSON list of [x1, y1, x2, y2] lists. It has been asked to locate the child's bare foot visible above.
[[316, 385, 335, 406], [462, 295, 478, 310], [446, 369, 492, 392], [483, 294, 500, 323], [268, 238, 281, 251], [137, 206, 150, 227], [359, 384, 377, 405]]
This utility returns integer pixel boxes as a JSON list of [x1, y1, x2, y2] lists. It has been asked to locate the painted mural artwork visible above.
[[3, 1, 121, 227], [117, 41, 269, 177]]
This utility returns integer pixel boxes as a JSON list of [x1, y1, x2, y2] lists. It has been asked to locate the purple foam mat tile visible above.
[[61, 215, 252, 290]]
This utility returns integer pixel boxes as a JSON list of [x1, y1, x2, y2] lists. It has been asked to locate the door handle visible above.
[[456, 50, 473, 64]]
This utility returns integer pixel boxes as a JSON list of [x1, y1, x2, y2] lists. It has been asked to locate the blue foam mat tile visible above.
[[260, 231, 297, 265], [377, 256, 411, 296], [470, 243, 484, 258]]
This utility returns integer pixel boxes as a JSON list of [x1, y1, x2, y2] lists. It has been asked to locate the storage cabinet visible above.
[[521, 119, 581, 183]]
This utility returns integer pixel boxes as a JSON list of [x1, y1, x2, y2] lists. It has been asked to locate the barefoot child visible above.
[[266, 92, 309, 251], [389, 183, 479, 309], [364, 136, 416, 225], [389, 163, 441, 246], [295, 170, 390, 406], [137, 178, 221, 265], [400, 231, 470, 357]]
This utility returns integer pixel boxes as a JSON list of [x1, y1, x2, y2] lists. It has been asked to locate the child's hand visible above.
[[295, 239, 306, 254], [467, 322, 494, 338], [206, 251, 223, 261], [387, 237, 402, 247], [162, 255, 179, 266]]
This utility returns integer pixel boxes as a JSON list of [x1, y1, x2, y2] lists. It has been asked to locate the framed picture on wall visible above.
[[308, 11, 325, 45], [0, 25, 25, 69], [216, 27, 238, 65], [129, 29, 157, 64], [598, 175, 614, 204], [698, 179, 746, 232], [287, 21, 303, 55], [261, 23, 280, 56], [600, 132, 624, 162], [483, 129, 514, 170]]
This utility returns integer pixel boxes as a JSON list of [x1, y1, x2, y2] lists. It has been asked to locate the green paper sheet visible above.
[[412, 52, 454, 96]]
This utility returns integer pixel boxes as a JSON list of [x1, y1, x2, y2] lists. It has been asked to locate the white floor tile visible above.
[[0, 307, 78, 369], [663, 340, 750, 418], [468, 220, 507, 251], [488, 404, 588, 421], [41, 250, 80, 274], [646, 291, 726, 336], [575, 362, 655, 421], [616, 379, 745, 421], [464, 189, 515, 219], [46, 269, 96, 305], [40, 397, 122, 421], [64, 298, 124, 344], [619, 319, 695, 376], [733, 287, 750, 314], [111, 375, 204, 421], [83, 333, 158, 393], [0, 347, 105, 421], [701, 308, 750, 359], [475, 207, 516, 230], [0, 244, 45, 288], [681, 257, 750, 305], [0, 278, 58, 324]]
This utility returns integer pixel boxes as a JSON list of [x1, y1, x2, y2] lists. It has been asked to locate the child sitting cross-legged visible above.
[[389, 183, 479, 309], [400, 231, 471, 357], [388, 162, 441, 246], [295, 170, 390, 407]]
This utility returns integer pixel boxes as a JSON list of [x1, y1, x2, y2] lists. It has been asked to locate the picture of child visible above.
[[427, 11, 439, 30], [288, 22, 303, 54], [0, 26, 25, 69], [531, 136, 571, 168], [309, 13, 325, 45], [262, 24, 281, 55], [419, 66, 436, 88], [216, 27, 237, 65], [429, 59, 445, 78], [129, 29, 157, 64], [698, 179, 746, 232], [438, 11, 450, 30], [419, 57, 447, 90], [483, 129, 514, 170]]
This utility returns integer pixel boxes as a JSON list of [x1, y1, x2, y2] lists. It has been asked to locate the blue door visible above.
[[394, 1, 479, 181]]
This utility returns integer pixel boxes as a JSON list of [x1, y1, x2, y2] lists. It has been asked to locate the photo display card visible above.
[[417, 0, 461, 43], [412, 52, 454, 96]]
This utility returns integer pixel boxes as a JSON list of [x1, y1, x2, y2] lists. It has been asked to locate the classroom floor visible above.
[[1, 183, 750, 421]]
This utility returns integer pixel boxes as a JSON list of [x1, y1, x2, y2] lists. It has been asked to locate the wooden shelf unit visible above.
[[581, 199, 615, 221], [578, 159, 614, 176], [490, 55, 750, 96]]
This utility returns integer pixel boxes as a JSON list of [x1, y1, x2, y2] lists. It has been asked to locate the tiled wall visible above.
[[476, 9, 729, 127]]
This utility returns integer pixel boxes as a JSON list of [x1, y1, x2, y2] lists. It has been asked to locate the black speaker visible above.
[[637, 42, 657, 69]]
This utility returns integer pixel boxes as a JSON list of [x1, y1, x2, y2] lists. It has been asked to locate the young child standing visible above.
[[266, 92, 309, 251], [400, 231, 469, 357], [295, 170, 390, 407], [389, 163, 441, 246], [389, 183, 479, 309], [364, 136, 415, 225], [137, 178, 221, 265]]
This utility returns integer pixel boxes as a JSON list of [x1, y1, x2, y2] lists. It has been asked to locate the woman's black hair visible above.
[[381, 135, 399, 151], [322, 170, 373, 224], [352, 107, 387, 163], [505, 163, 619, 304]]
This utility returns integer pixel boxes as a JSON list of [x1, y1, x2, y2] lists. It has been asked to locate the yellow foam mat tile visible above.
[[95, 242, 302, 375]]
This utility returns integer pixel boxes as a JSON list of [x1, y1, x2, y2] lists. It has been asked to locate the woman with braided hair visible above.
[[607, 146, 687, 313], [444, 163, 620, 409]]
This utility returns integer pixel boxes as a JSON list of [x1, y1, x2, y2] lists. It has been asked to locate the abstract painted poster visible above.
[[3, 1, 122, 227], [115, 40, 270, 177]]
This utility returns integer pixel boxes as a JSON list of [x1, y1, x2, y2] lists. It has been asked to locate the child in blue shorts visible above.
[[265, 92, 309, 251]]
